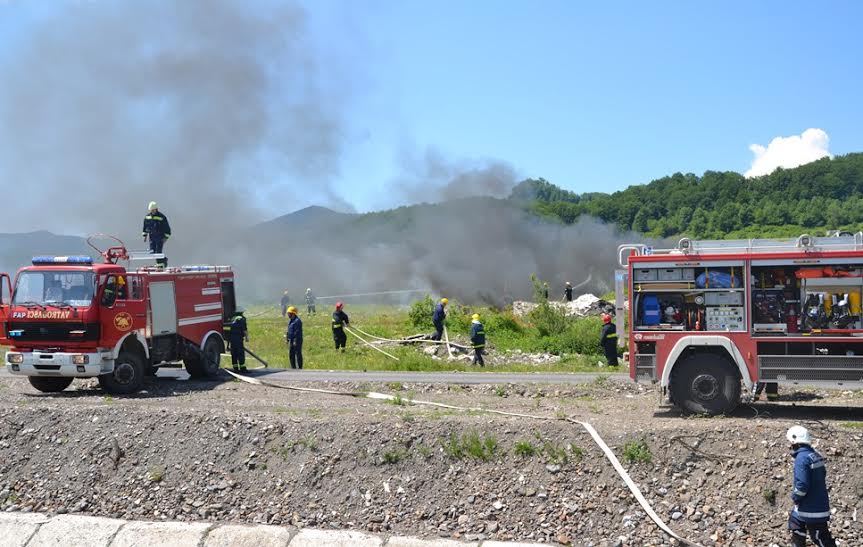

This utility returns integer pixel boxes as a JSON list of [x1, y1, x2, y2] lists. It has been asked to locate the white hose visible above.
[[350, 325, 470, 350], [344, 325, 400, 361], [223, 369, 703, 547], [442, 324, 455, 359]]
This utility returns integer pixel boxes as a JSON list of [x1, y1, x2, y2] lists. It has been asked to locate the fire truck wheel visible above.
[[28, 376, 74, 393], [98, 351, 146, 394], [186, 337, 222, 378], [670, 353, 741, 415]]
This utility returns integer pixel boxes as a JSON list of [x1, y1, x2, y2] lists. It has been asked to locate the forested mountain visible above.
[[513, 153, 863, 239]]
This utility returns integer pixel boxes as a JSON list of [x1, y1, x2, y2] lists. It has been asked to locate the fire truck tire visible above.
[[186, 337, 222, 378], [28, 376, 74, 393], [670, 353, 741, 415], [98, 351, 146, 394]]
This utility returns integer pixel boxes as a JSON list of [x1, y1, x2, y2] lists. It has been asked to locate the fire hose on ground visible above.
[[348, 325, 471, 350], [222, 369, 704, 547]]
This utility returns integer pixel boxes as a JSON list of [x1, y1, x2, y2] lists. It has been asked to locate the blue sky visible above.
[[1, 0, 861, 217]]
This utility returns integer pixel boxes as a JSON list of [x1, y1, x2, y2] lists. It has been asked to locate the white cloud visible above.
[[745, 128, 832, 177]]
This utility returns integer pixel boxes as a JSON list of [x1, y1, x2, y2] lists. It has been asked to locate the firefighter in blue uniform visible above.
[[600, 313, 618, 366], [431, 298, 448, 341], [470, 313, 485, 366], [286, 306, 303, 369], [142, 201, 171, 267], [229, 307, 249, 373], [786, 425, 836, 547], [332, 302, 349, 351]]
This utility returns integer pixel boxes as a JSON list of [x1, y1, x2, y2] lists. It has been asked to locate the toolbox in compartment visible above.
[[634, 268, 657, 281], [658, 268, 681, 281]]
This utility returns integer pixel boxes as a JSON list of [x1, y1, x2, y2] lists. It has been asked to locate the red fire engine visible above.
[[1, 238, 235, 394], [615, 233, 863, 414]]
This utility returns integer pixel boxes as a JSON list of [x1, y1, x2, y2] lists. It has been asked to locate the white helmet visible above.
[[786, 425, 811, 445]]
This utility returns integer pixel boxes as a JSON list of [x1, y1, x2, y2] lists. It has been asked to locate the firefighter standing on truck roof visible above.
[[229, 307, 249, 373], [286, 306, 303, 369], [142, 201, 171, 267], [786, 426, 837, 547], [470, 313, 485, 366], [332, 302, 349, 351], [600, 313, 618, 366], [431, 298, 448, 341]]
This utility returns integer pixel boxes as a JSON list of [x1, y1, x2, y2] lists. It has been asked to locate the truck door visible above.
[[148, 281, 177, 336], [0, 273, 11, 345]]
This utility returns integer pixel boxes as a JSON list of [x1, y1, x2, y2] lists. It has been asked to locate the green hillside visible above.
[[513, 152, 863, 239]]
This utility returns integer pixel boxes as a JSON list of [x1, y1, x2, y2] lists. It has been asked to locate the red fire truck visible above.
[[615, 233, 863, 414], [1, 240, 236, 394]]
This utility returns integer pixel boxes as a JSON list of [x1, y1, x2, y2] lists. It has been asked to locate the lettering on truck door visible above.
[[149, 281, 177, 336]]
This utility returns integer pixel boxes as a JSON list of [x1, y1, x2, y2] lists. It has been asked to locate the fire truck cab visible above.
[[616, 233, 863, 415], [1, 251, 236, 394]]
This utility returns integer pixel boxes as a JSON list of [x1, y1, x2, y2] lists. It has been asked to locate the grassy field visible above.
[[237, 302, 615, 373]]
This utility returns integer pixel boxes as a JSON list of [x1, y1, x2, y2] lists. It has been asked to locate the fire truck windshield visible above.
[[13, 271, 96, 308]]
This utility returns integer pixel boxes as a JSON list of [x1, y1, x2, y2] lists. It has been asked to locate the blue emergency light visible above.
[[31, 256, 93, 265]]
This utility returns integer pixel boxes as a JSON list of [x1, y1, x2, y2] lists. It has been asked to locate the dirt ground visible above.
[[0, 372, 861, 547]]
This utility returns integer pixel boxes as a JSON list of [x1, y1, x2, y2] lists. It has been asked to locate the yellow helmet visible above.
[[287, 306, 298, 315], [148, 201, 158, 211], [471, 313, 480, 321], [441, 297, 449, 305], [116, 276, 126, 286]]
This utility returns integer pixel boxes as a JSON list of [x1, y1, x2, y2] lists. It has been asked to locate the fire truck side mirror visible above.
[[0, 273, 10, 306]]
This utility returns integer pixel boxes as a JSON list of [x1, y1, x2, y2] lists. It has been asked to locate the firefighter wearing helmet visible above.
[[229, 306, 249, 373], [142, 201, 171, 267], [286, 306, 303, 369], [431, 298, 448, 341], [470, 313, 485, 366], [332, 302, 350, 351], [786, 426, 836, 546], [600, 313, 618, 366]]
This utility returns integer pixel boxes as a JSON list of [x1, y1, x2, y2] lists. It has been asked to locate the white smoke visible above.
[[745, 128, 832, 177]]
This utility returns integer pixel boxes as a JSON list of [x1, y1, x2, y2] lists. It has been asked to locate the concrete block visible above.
[[204, 524, 292, 547], [111, 520, 212, 546], [0, 512, 51, 547], [28, 515, 125, 547], [386, 537, 478, 547], [289, 528, 382, 547]]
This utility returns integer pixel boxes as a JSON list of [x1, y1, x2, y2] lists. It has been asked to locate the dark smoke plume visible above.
[[0, 0, 353, 253]]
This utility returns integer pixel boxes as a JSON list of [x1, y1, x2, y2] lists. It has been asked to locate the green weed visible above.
[[514, 440, 537, 457], [382, 449, 406, 465], [622, 440, 652, 464], [444, 432, 498, 461], [147, 465, 165, 482], [762, 488, 776, 505]]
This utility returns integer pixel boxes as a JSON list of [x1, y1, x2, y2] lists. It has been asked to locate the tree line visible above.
[[510, 153, 863, 239]]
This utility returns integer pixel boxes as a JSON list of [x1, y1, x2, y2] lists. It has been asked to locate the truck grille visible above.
[[6, 322, 101, 343]]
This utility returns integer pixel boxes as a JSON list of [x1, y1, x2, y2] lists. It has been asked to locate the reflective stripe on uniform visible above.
[[809, 461, 825, 470], [607, 333, 618, 338], [795, 509, 831, 519], [793, 488, 808, 497]]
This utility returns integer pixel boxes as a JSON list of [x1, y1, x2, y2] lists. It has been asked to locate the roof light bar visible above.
[[31, 256, 94, 265]]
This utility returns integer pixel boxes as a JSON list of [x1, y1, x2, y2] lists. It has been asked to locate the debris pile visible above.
[[512, 294, 614, 318]]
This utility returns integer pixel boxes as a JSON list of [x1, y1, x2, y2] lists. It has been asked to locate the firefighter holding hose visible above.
[[332, 302, 350, 351], [431, 298, 448, 341], [229, 307, 250, 373]]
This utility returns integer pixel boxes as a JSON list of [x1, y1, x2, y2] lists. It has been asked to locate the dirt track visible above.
[[0, 373, 861, 546]]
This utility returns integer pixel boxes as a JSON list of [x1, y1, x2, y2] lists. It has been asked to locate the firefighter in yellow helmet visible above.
[[431, 298, 448, 341], [470, 313, 485, 366]]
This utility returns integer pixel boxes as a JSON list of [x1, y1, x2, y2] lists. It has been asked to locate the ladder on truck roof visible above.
[[135, 264, 233, 274], [618, 232, 863, 267]]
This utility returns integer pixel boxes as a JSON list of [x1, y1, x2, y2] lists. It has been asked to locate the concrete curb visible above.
[[0, 513, 549, 547]]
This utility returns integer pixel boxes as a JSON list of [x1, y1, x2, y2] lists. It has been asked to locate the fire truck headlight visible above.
[[7, 353, 23, 365], [71, 354, 89, 365]]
